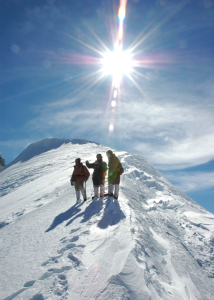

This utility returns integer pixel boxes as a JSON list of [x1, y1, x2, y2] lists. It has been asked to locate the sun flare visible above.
[[101, 45, 133, 87]]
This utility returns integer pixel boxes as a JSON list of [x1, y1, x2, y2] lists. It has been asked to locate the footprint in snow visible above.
[[24, 280, 36, 287], [60, 235, 79, 244], [34, 198, 41, 202], [60, 237, 67, 243], [15, 210, 25, 217], [29, 294, 45, 300], [67, 252, 82, 268], [48, 266, 72, 273], [53, 274, 69, 297], [39, 271, 53, 280], [41, 254, 62, 266], [39, 266, 72, 280], [0, 221, 10, 229], [57, 243, 77, 254], [70, 227, 80, 234], [4, 245, 75, 300], [82, 230, 90, 235], [58, 273, 67, 281], [69, 235, 79, 242]]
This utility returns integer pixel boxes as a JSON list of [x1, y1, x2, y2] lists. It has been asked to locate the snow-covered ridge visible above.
[[0, 140, 214, 299], [1, 138, 99, 170]]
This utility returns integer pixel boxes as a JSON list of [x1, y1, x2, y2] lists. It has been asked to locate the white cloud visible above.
[[120, 98, 214, 169], [163, 171, 214, 192], [25, 75, 214, 171]]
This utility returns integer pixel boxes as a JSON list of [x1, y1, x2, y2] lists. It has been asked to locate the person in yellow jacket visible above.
[[106, 150, 123, 199], [71, 158, 90, 203]]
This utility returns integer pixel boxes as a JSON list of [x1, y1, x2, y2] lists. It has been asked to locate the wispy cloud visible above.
[[25, 74, 214, 171], [162, 170, 214, 192]]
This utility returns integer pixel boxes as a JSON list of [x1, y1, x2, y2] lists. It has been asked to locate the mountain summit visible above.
[[4, 138, 99, 168], [0, 139, 214, 300]]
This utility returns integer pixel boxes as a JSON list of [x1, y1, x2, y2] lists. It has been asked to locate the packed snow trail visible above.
[[0, 139, 214, 300]]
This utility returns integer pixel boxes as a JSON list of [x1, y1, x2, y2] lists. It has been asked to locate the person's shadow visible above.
[[45, 202, 84, 232], [97, 198, 125, 229], [46, 197, 126, 232], [66, 199, 103, 227]]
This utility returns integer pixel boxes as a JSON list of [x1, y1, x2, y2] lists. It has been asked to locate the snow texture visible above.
[[4, 138, 99, 168], [0, 138, 214, 300]]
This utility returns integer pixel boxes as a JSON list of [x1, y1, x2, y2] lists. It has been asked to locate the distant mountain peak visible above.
[[6, 138, 100, 167]]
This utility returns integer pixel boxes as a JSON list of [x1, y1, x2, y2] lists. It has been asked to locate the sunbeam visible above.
[[49, 0, 193, 125], [101, 44, 133, 88]]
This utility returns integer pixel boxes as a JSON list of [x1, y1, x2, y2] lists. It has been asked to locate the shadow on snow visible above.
[[45, 202, 84, 232], [46, 197, 125, 232], [98, 198, 125, 229]]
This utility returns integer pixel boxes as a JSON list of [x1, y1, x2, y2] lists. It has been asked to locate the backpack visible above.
[[119, 165, 124, 175]]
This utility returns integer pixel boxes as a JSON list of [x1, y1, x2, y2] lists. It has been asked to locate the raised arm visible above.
[[86, 160, 95, 169]]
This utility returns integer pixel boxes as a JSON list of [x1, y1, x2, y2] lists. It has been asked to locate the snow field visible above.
[[0, 140, 214, 299]]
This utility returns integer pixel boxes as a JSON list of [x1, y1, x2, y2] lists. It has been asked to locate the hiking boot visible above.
[[104, 193, 113, 197], [113, 195, 118, 200]]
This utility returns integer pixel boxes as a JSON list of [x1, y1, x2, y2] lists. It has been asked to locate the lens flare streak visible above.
[[57, 0, 185, 134], [118, 0, 127, 41], [108, 0, 128, 132]]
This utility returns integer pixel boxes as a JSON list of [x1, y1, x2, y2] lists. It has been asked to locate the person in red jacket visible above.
[[70, 158, 90, 203]]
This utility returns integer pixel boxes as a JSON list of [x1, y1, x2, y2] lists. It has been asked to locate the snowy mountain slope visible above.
[[0, 139, 214, 300], [3, 138, 99, 168]]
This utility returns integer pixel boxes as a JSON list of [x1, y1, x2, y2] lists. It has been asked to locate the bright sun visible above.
[[101, 45, 133, 87]]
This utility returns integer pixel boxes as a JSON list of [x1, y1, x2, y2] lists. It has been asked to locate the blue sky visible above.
[[1, 0, 214, 213]]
